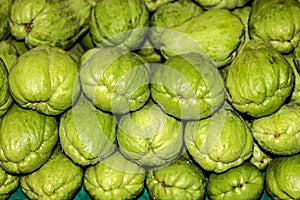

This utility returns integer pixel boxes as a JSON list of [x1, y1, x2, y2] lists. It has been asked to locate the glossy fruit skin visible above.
[[84, 151, 145, 200], [146, 157, 207, 200], [80, 47, 150, 114], [184, 103, 254, 173], [20, 146, 83, 200], [265, 153, 300, 200], [194, 0, 250, 10], [9, 0, 93, 49], [0, 104, 58, 174], [8, 45, 80, 116], [207, 162, 264, 200], [0, 59, 13, 118], [226, 39, 295, 118], [151, 52, 225, 120], [59, 94, 117, 166], [0, 166, 20, 200]]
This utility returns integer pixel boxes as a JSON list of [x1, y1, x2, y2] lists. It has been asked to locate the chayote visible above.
[[80, 47, 150, 114], [146, 157, 206, 200], [249, 0, 300, 54], [250, 143, 273, 171], [194, 0, 250, 10], [226, 39, 295, 118], [207, 162, 264, 200], [0, 166, 20, 200], [59, 94, 117, 166], [117, 100, 183, 168], [184, 103, 254, 173], [21, 145, 83, 200], [159, 9, 245, 68], [89, 0, 149, 50], [9, 0, 94, 49], [265, 153, 300, 200], [232, 6, 251, 43], [0, 0, 13, 41], [8, 45, 80, 116], [291, 44, 300, 104], [143, 0, 175, 12], [0, 41, 19, 73], [84, 151, 146, 200], [151, 52, 225, 120], [149, 0, 203, 49], [251, 103, 300, 156], [136, 38, 162, 63], [0, 104, 58, 174], [0, 59, 13, 118]]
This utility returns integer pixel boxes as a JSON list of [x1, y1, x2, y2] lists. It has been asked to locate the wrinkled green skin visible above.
[[21, 146, 83, 200], [207, 162, 264, 200], [89, 0, 149, 50], [291, 45, 300, 104], [194, 0, 250, 10], [136, 38, 162, 63], [251, 103, 300, 156], [149, 0, 203, 48], [146, 157, 206, 200], [8, 45, 81, 116], [232, 6, 251, 43], [249, 0, 300, 54], [184, 104, 254, 173], [144, 0, 175, 12], [0, 0, 13, 41], [0, 41, 18, 73], [117, 101, 183, 168], [266, 153, 300, 200], [0, 166, 19, 200], [226, 39, 295, 118], [0, 104, 58, 174], [9, 0, 93, 50], [160, 9, 245, 68], [80, 47, 150, 114], [59, 94, 117, 166], [151, 53, 225, 120], [84, 151, 145, 200], [0, 60, 13, 118], [250, 143, 273, 171]]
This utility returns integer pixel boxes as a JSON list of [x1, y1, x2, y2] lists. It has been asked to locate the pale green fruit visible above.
[[0, 104, 58, 174], [250, 143, 273, 171], [59, 94, 117, 166], [84, 151, 145, 200], [0, 166, 20, 200], [21, 146, 83, 200], [194, 0, 250, 10], [8, 45, 80, 115], [146, 157, 207, 200], [0, 59, 13, 118]]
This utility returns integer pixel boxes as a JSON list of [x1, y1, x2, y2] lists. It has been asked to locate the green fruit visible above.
[[146, 157, 207, 200], [184, 103, 254, 173], [0, 40, 19, 73], [80, 47, 150, 114], [251, 103, 300, 156], [193, 0, 250, 10], [0, 0, 13, 41], [265, 153, 300, 200], [0, 59, 13, 118], [8, 45, 80, 115], [249, 0, 300, 54], [9, 0, 93, 49], [151, 52, 225, 120], [117, 100, 183, 168], [250, 143, 273, 171], [159, 9, 245, 67], [59, 94, 117, 166], [226, 39, 295, 118], [0, 104, 58, 174], [207, 162, 264, 200], [144, 0, 175, 12], [149, 0, 203, 48], [21, 146, 83, 200], [84, 151, 145, 200], [0, 166, 20, 200], [89, 0, 149, 50]]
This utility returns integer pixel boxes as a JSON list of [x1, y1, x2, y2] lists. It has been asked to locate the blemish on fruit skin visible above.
[[161, 181, 167, 188], [274, 133, 280, 138], [25, 24, 32, 32]]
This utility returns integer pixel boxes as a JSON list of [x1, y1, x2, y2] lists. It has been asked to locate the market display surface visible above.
[[1, 0, 300, 199]]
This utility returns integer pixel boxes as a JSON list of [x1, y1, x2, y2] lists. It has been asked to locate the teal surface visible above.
[[9, 185, 271, 200]]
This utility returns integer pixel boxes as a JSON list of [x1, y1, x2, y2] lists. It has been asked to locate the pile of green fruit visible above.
[[0, 0, 300, 199]]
